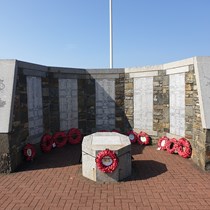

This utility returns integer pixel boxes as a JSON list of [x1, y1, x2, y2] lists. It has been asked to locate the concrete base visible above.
[[82, 132, 131, 182]]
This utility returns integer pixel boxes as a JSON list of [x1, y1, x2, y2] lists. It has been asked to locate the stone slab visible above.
[[95, 79, 115, 130], [129, 71, 158, 78], [166, 66, 189, 75], [82, 132, 131, 182], [59, 79, 78, 131], [27, 76, 44, 139], [169, 73, 185, 136], [194, 56, 210, 128], [0, 60, 16, 133], [134, 77, 153, 130]]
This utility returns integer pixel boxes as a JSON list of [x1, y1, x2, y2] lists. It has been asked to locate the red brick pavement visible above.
[[0, 144, 210, 210]]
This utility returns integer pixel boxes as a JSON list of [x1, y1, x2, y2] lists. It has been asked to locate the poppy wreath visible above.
[[23, 144, 36, 161], [95, 149, 118, 173], [177, 138, 192, 158], [166, 138, 178, 154], [127, 130, 138, 144], [137, 131, 150, 145], [40, 133, 53, 152], [52, 131, 68, 148], [67, 128, 82, 144], [158, 136, 170, 150]]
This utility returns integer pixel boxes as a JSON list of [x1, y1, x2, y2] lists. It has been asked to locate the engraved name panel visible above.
[[169, 73, 185, 136], [134, 77, 153, 130], [59, 79, 78, 130], [27, 76, 43, 136], [95, 79, 115, 130]]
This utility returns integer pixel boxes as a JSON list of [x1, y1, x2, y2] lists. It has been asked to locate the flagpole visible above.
[[109, 0, 113, 69]]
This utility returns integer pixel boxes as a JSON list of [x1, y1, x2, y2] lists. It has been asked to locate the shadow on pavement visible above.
[[125, 160, 167, 181], [16, 144, 82, 172], [131, 144, 145, 155]]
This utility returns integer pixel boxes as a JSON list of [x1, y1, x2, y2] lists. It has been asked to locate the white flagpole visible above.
[[109, 0, 113, 68]]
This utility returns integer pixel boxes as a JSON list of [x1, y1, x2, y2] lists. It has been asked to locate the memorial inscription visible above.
[[59, 79, 78, 130], [134, 77, 153, 130], [27, 76, 43, 137], [95, 79, 115, 130], [169, 73, 185, 136]]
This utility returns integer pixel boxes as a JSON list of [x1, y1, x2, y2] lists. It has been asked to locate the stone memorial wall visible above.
[[0, 57, 210, 172]]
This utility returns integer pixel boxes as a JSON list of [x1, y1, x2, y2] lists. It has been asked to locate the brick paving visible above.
[[0, 144, 210, 210]]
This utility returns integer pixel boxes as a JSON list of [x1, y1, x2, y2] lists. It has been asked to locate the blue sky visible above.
[[0, 0, 210, 68]]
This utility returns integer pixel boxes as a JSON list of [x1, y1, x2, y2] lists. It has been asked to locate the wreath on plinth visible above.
[[95, 149, 118, 173]]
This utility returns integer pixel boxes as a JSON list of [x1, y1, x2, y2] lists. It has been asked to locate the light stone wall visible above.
[[95, 79, 115, 130], [59, 79, 78, 131], [26, 76, 43, 138], [169, 73, 185, 136], [0, 60, 16, 133]]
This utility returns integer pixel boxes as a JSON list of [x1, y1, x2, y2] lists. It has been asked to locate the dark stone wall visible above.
[[48, 73, 59, 133], [0, 134, 11, 173], [78, 79, 95, 135], [115, 74, 133, 133], [205, 130, 210, 170], [123, 74, 134, 131], [42, 76, 50, 133], [153, 70, 169, 141], [9, 69, 29, 171]]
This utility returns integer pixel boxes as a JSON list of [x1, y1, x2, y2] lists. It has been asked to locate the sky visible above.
[[1, 0, 210, 69]]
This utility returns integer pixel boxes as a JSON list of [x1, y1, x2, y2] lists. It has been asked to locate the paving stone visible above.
[[0, 144, 209, 209]]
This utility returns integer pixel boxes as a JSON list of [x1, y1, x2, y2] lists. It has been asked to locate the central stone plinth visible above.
[[82, 132, 131, 182]]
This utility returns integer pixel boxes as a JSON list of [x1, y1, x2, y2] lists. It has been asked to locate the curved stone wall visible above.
[[0, 57, 210, 172]]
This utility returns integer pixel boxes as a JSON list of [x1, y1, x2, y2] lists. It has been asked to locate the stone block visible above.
[[82, 132, 131, 182]]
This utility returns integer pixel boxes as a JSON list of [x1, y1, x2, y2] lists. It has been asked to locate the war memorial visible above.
[[0, 56, 210, 175]]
